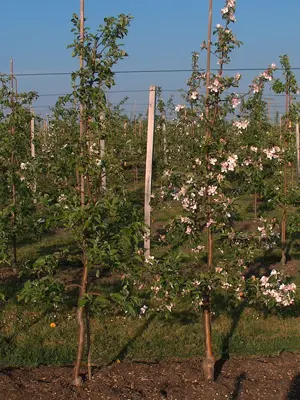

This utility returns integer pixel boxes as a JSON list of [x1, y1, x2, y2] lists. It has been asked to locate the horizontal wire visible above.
[[3, 67, 300, 77]]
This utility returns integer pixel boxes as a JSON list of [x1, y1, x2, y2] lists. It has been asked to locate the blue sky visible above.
[[1, 0, 300, 117]]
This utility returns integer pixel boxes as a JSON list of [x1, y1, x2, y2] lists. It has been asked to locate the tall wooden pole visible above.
[[281, 91, 289, 265], [30, 108, 37, 201], [296, 123, 300, 183], [10, 59, 17, 270], [144, 86, 156, 258], [99, 111, 106, 191], [203, 0, 215, 383], [162, 113, 167, 165], [30, 110, 36, 159], [79, 0, 85, 207]]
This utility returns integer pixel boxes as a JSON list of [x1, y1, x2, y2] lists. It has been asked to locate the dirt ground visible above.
[[0, 353, 299, 400]]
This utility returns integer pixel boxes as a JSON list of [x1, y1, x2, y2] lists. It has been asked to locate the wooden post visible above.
[[79, 0, 85, 207], [30, 109, 36, 158], [99, 111, 106, 191], [144, 86, 156, 258], [10, 59, 17, 270], [162, 113, 167, 165], [30, 108, 37, 200], [296, 123, 300, 183], [202, 0, 215, 383]]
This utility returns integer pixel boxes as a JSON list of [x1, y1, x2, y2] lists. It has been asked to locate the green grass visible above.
[[0, 302, 299, 367], [1, 192, 299, 367]]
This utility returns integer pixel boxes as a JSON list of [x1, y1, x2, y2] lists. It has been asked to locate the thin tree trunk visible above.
[[85, 308, 92, 381], [73, 253, 88, 386], [73, 0, 88, 387]]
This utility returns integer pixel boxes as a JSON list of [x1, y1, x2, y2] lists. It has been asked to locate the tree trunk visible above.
[[73, 252, 88, 386]]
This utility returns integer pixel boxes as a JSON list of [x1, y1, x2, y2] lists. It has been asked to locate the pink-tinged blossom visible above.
[[235, 73, 241, 81], [227, 0, 236, 7], [198, 187, 206, 197], [186, 226, 192, 235], [260, 71, 272, 81], [163, 170, 172, 177], [207, 185, 218, 196], [190, 91, 199, 100], [206, 219, 216, 228], [263, 146, 281, 160], [251, 83, 261, 94], [209, 157, 218, 165], [208, 78, 222, 93], [180, 216, 192, 224], [242, 158, 252, 166], [221, 154, 238, 173], [166, 303, 174, 312], [191, 245, 205, 253], [257, 226, 267, 238], [280, 283, 296, 293], [271, 63, 276, 70], [231, 96, 241, 108], [140, 305, 148, 315], [233, 119, 249, 130], [217, 173, 225, 183], [250, 146, 258, 152], [175, 104, 186, 112], [221, 6, 229, 14]]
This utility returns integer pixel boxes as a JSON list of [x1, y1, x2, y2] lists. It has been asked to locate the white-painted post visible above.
[[296, 123, 300, 182], [30, 109, 37, 200], [162, 113, 167, 165], [144, 86, 156, 258], [30, 109, 35, 158], [99, 111, 106, 191]]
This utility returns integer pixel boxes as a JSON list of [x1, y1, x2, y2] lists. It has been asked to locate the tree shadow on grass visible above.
[[287, 374, 300, 400], [108, 313, 156, 365], [214, 302, 246, 381], [0, 308, 49, 367]]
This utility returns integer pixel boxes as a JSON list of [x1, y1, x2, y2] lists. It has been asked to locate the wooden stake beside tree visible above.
[[202, 0, 215, 382], [296, 123, 300, 183], [10, 59, 17, 270], [144, 86, 156, 259], [272, 54, 299, 265], [30, 108, 37, 200]]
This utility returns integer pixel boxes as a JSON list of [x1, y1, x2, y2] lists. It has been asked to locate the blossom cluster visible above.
[[221, 0, 236, 22], [233, 119, 250, 132], [250, 64, 276, 94], [259, 269, 296, 307]]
